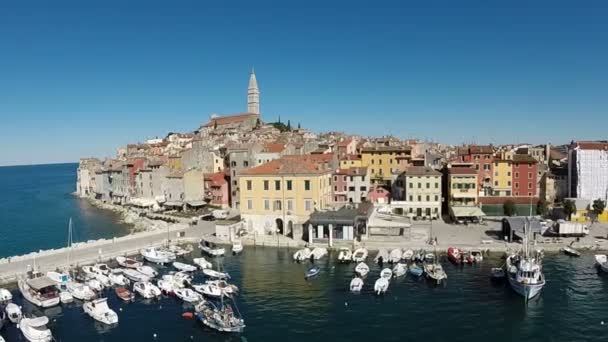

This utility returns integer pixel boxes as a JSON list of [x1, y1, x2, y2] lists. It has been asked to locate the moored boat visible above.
[[66, 281, 96, 301], [470, 249, 484, 262], [18, 273, 60, 308], [506, 220, 545, 300], [447, 247, 462, 264], [491, 267, 506, 279], [108, 270, 130, 286], [0, 288, 12, 303], [305, 266, 321, 279], [92, 263, 112, 276], [203, 269, 230, 280], [401, 249, 414, 261], [374, 277, 389, 295], [136, 266, 158, 278], [310, 247, 328, 260], [6, 302, 22, 324], [122, 269, 150, 283], [232, 240, 243, 254], [116, 256, 143, 269], [175, 288, 203, 303], [374, 249, 389, 264], [337, 248, 352, 263], [19, 316, 53, 342], [195, 301, 245, 333], [562, 246, 581, 257], [352, 248, 368, 262], [595, 254, 608, 272], [173, 262, 197, 272], [206, 280, 239, 296], [424, 263, 447, 284], [350, 277, 364, 292], [388, 249, 402, 263], [133, 282, 161, 299], [355, 262, 370, 277], [115, 287, 134, 301], [193, 257, 213, 269], [83, 298, 118, 325], [408, 264, 424, 277], [392, 263, 407, 277], [140, 247, 176, 264], [380, 268, 393, 279], [199, 239, 226, 257], [192, 283, 222, 297]]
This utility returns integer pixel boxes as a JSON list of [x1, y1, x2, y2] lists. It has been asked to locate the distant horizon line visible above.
[[0, 161, 78, 168]]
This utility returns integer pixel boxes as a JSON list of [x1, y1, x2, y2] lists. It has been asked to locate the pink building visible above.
[[204, 172, 230, 208], [368, 186, 390, 204]]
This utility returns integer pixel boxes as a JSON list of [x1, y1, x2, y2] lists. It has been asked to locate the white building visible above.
[[568, 141, 608, 202], [395, 166, 442, 219]]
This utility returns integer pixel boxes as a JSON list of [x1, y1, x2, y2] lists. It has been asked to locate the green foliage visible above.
[[564, 200, 577, 220], [536, 199, 548, 216], [270, 122, 289, 132], [592, 199, 606, 220], [503, 200, 515, 216], [287, 120, 292, 131]]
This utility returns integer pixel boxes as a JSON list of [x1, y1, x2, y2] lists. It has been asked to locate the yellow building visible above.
[[339, 155, 362, 169], [360, 146, 411, 185], [239, 157, 332, 236], [448, 166, 485, 220], [167, 155, 182, 170], [211, 151, 224, 173], [492, 160, 512, 196]]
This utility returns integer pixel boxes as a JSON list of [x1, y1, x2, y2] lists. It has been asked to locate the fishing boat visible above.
[[310, 247, 328, 260], [305, 266, 321, 279], [133, 282, 161, 299], [108, 270, 130, 286], [388, 249, 402, 263], [140, 247, 176, 264], [199, 239, 226, 257], [193, 257, 213, 269], [380, 268, 393, 279], [408, 264, 424, 277], [562, 246, 581, 257], [355, 262, 370, 277], [122, 269, 150, 283], [115, 287, 134, 301], [192, 283, 223, 297], [424, 263, 447, 284], [337, 248, 352, 263], [447, 247, 462, 264], [6, 302, 22, 323], [115, 256, 143, 269], [392, 263, 407, 277], [206, 280, 239, 296], [18, 272, 60, 308], [352, 248, 369, 262], [0, 288, 12, 303], [83, 298, 118, 325], [92, 264, 112, 276], [175, 288, 203, 303], [491, 268, 506, 279], [136, 266, 158, 278], [506, 219, 545, 300], [374, 249, 389, 264], [173, 262, 197, 272], [595, 255, 608, 272], [232, 240, 243, 254], [374, 277, 389, 295], [195, 300, 245, 333], [66, 281, 96, 301], [203, 269, 230, 280], [350, 277, 364, 292], [401, 249, 414, 261], [19, 316, 53, 342]]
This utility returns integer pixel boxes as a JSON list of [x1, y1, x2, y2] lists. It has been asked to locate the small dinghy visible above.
[[350, 277, 364, 292], [408, 264, 424, 277], [20, 316, 53, 342], [6, 302, 22, 323], [203, 269, 230, 280], [108, 270, 130, 286], [470, 249, 484, 262], [447, 247, 462, 264], [374, 277, 389, 295], [374, 249, 389, 264], [389, 249, 402, 263], [193, 257, 213, 269], [84, 298, 118, 325], [305, 266, 321, 279], [175, 288, 203, 303], [115, 287, 134, 301], [355, 262, 370, 277], [424, 253, 435, 263], [173, 262, 197, 273], [380, 268, 393, 279], [401, 249, 414, 261], [392, 263, 407, 277], [337, 248, 352, 263], [310, 247, 328, 260], [136, 266, 158, 278], [0, 288, 13, 302], [192, 283, 222, 297], [491, 267, 506, 279], [67, 282, 96, 301], [116, 256, 142, 269], [232, 240, 243, 254], [562, 246, 581, 257], [133, 281, 161, 299], [424, 263, 447, 284], [595, 255, 608, 272], [352, 248, 369, 262], [293, 248, 312, 262], [123, 269, 150, 283]]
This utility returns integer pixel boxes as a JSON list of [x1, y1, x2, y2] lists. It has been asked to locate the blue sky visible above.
[[1, 0, 607, 166]]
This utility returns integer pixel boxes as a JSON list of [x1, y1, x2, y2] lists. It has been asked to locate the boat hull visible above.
[[508, 276, 544, 300], [18, 280, 60, 308]]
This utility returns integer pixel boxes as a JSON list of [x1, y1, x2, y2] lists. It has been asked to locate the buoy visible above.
[[119, 308, 123, 311], [602, 321, 605, 325], [153, 333, 157, 338], [344, 302, 348, 306], [182, 312, 194, 319]]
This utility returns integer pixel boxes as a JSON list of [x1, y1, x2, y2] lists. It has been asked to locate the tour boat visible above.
[[199, 239, 226, 257], [337, 248, 352, 263], [408, 264, 424, 277], [122, 269, 150, 283], [352, 248, 368, 262], [424, 263, 447, 285], [447, 247, 462, 264], [116, 256, 143, 269], [293, 248, 312, 262], [18, 273, 60, 308], [133, 282, 161, 299], [374, 249, 389, 264], [207, 280, 239, 296], [19, 316, 53, 342], [350, 277, 364, 292], [389, 249, 402, 263], [175, 288, 203, 303], [305, 266, 321, 279], [355, 262, 370, 277], [374, 277, 389, 295], [136, 265, 158, 278], [66, 281, 96, 301], [6, 302, 22, 323], [115, 287, 134, 301], [380, 268, 393, 279], [232, 240, 243, 254], [195, 301, 245, 333], [140, 247, 176, 264], [392, 263, 407, 277], [595, 255, 608, 272], [401, 249, 414, 261], [203, 269, 230, 280], [84, 298, 118, 325], [562, 246, 581, 257], [506, 221, 545, 300], [0, 288, 12, 302], [310, 247, 328, 260], [192, 283, 223, 297], [108, 270, 130, 286], [193, 257, 213, 269], [173, 261, 198, 273]]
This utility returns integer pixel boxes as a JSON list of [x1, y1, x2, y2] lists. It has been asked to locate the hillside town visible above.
[[76, 70, 608, 246]]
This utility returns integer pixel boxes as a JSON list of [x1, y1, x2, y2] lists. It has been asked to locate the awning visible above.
[[163, 201, 183, 207], [27, 276, 57, 290], [129, 198, 156, 207], [186, 200, 206, 207], [450, 206, 486, 218]]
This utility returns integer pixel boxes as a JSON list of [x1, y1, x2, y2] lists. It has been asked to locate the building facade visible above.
[[360, 146, 411, 186], [568, 141, 608, 202], [332, 167, 370, 204], [511, 154, 538, 197], [400, 166, 442, 219]]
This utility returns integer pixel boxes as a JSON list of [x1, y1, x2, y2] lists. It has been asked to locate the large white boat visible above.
[[337, 248, 352, 263], [506, 220, 545, 300], [388, 249, 402, 263], [115, 256, 143, 269], [133, 282, 161, 299], [67, 281, 96, 301], [595, 255, 608, 272], [192, 283, 222, 297], [136, 266, 158, 278], [293, 248, 311, 262], [18, 272, 60, 308], [122, 269, 150, 283], [92, 264, 112, 276], [83, 298, 118, 325], [140, 247, 176, 264], [232, 240, 243, 254], [19, 316, 53, 342], [352, 248, 369, 262], [199, 240, 226, 257], [206, 280, 239, 296], [108, 270, 130, 286]]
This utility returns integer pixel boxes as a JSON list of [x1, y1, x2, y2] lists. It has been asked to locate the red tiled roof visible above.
[[341, 154, 361, 161], [403, 166, 441, 176], [338, 138, 353, 147], [449, 167, 478, 175], [512, 154, 537, 163], [335, 167, 368, 176], [576, 141, 608, 150], [469, 145, 494, 154], [204, 113, 259, 127], [264, 143, 285, 153], [204, 172, 227, 187], [240, 157, 328, 176]]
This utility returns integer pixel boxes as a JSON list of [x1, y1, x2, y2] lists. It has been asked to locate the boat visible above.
[[44, 271, 73, 303], [193, 257, 213, 269], [352, 248, 369, 262], [173, 262, 197, 272], [424, 253, 435, 263], [232, 240, 243, 254], [355, 262, 370, 277], [424, 263, 447, 284], [140, 247, 176, 264], [203, 269, 230, 280], [310, 247, 328, 260], [108, 270, 130, 286], [0, 288, 12, 302], [92, 264, 112, 276], [157, 279, 175, 294], [122, 269, 150, 283], [133, 282, 161, 299], [192, 283, 223, 297], [293, 248, 312, 262], [491, 268, 506, 279], [413, 250, 425, 262], [305, 266, 321, 279], [337, 248, 352, 263], [350, 277, 364, 292], [447, 247, 462, 264], [401, 249, 414, 261], [380, 268, 393, 279], [595, 254, 608, 272], [87, 279, 104, 292], [175, 288, 203, 303], [6, 302, 22, 323], [388, 249, 402, 263], [83, 298, 118, 325], [374, 249, 389, 264], [392, 263, 407, 277], [159, 272, 191, 291], [136, 266, 158, 278], [18, 272, 60, 308], [115, 287, 134, 301], [408, 264, 424, 277], [91, 272, 112, 288], [506, 219, 546, 300], [195, 301, 245, 333], [115, 256, 143, 269], [19, 316, 53, 342], [470, 249, 484, 262], [374, 278, 389, 295], [66, 281, 96, 301], [165, 244, 193, 257], [206, 280, 239, 296], [81, 265, 97, 277], [562, 246, 581, 257], [199, 239, 226, 257]]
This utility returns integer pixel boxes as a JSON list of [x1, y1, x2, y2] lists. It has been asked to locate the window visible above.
[[360, 186, 367, 191], [231, 161, 236, 167], [528, 163, 532, 167], [273, 200, 282, 211], [275, 180, 281, 191], [474, 155, 480, 160], [243, 161, 249, 167], [475, 164, 480, 170], [494, 181, 498, 186], [264, 199, 270, 210], [515, 172, 519, 178], [495, 172, 498, 177], [343, 186, 347, 191], [507, 172, 511, 176], [418, 183, 422, 188], [435, 182, 439, 188], [287, 180, 292, 191], [348, 186, 355, 191], [506, 190, 511, 196], [350, 176, 353, 182], [263, 180, 269, 190], [435, 195, 439, 201], [334, 186, 338, 191], [305, 200, 312, 211], [508, 181, 512, 186], [426, 195, 430, 201], [515, 182, 519, 189], [409, 195, 413, 201], [343, 176, 347, 181], [409, 182, 413, 188], [409, 208, 413, 213], [379, 159, 382, 165], [495, 162, 499, 167], [334, 176, 337, 181], [362, 176, 365, 181], [371, 159, 375, 165], [484, 164, 491, 171], [426, 183, 430, 189], [390, 159, 393, 164], [247, 199, 253, 210], [246, 180, 252, 191], [418, 195, 422, 201], [485, 155, 490, 160], [379, 169, 383, 175], [304, 180, 311, 191], [528, 192, 532, 196], [528, 182, 532, 189], [528, 172, 532, 179]]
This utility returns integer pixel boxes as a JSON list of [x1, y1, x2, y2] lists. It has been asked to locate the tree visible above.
[[564, 199, 577, 220], [213, 120, 217, 130], [298, 122, 301, 129], [592, 199, 606, 223], [255, 118, 261, 129], [278, 115, 281, 124], [287, 119, 292, 131], [536, 199, 548, 216], [503, 200, 515, 217]]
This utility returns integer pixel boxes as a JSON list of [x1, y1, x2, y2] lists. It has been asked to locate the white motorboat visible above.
[[140, 247, 176, 264], [66, 281, 96, 301], [470, 249, 484, 262], [161, 272, 192, 289], [122, 269, 150, 283], [380, 268, 393, 279], [350, 277, 364, 292], [6, 302, 22, 323], [506, 221, 545, 300], [136, 266, 158, 278], [401, 249, 414, 261], [83, 298, 118, 325], [310, 247, 328, 260], [232, 240, 243, 254], [133, 282, 161, 299], [166, 244, 193, 257], [19, 316, 53, 342], [389, 249, 402, 263], [157, 279, 175, 294], [81, 265, 97, 277], [175, 288, 203, 303], [115, 256, 143, 269], [392, 263, 407, 277], [92, 263, 112, 276], [92, 272, 112, 288], [0, 288, 12, 302], [173, 262, 197, 273], [595, 255, 608, 272], [87, 279, 104, 292], [108, 270, 130, 286], [59, 291, 73, 304], [18, 273, 60, 308], [424, 263, 448, 284], [352, 248, 369, 262], [374, 249, 389, 264], [203, 269, 230, 280], [199, 239, 226, 257], [355, 262, 370, 277], [206, 280, 239, 296], [374, 277, 389, 295], [562, 246, 581, 257], [293, 248, 312, 262], [193, 257, 213, 269], [337, 248, 352, 263], [192, 283, 222, 297]]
